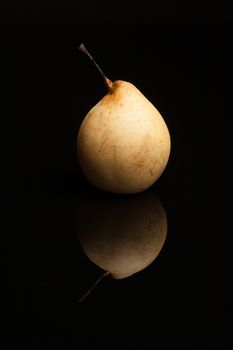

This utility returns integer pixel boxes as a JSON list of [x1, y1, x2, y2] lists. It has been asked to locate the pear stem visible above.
[[78, 271, 110, 303], [79, 43, 113, 92]]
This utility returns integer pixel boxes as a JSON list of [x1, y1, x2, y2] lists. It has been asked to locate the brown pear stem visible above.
[[78, 271, 110, 303], [79, 43, 113, 92]]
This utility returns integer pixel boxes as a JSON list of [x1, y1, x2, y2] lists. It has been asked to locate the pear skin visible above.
[[77, 46, 171, 194], [77, 191, 167, 279], [78, 81, 171, 194]]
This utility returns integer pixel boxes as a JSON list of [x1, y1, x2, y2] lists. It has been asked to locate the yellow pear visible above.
[[77, 191, 167, 280], [77, 44, 171, 194]]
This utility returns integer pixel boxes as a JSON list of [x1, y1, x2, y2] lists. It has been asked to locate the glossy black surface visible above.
[[1, 5, 231, 346]]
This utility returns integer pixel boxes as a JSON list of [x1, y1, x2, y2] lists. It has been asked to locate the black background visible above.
[[1, 2, 232, 347]]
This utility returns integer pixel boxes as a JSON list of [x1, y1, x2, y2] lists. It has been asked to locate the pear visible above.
[[77, 191, 167, 281], [77, 44, 171, 194]]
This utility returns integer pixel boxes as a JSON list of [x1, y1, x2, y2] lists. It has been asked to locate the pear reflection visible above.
[[77, 191, 167, 279]]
